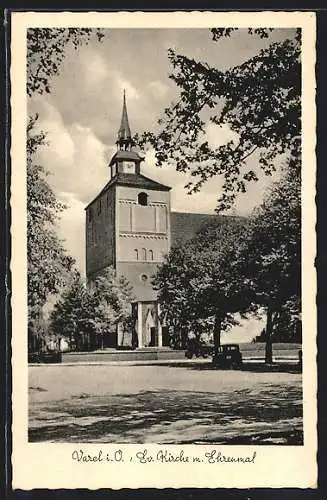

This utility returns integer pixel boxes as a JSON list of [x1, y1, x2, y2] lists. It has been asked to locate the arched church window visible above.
[[138, 192, 148, 206], [134, 249, 139, 260], [142, 248, 147, 260], [148, 249, 153, 261]]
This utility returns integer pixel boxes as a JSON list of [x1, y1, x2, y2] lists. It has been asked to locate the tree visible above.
[[137, 28, 301, 211], [154, 218, 253, 349], [50, 267, 134, 350], [27, 28, 104, 96], [271, 296, 302, 343], [91, 267, 134, 339], [27, 29, 104, 351], [238, 163, 301, 363], [49, 271, 87, 348], [153, 244, 207, 347], [27, 114, 75, 349], [141, 28, 301, 364], [156, 161, 301, 363]]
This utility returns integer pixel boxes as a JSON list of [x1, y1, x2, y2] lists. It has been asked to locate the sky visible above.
[[28, 28, 295, 276]]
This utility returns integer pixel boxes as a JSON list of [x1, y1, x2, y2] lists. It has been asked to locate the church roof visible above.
[[170, 212, 243, 247], [109, 149, 143, 166], [112, 172, 171, 191], [85, 172, 171, 209]]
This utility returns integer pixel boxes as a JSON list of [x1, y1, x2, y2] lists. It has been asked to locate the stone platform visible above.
[[62, 347, 186, 364]]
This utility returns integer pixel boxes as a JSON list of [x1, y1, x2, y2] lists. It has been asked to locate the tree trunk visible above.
[[213, 311, 222, 350], [265, 307, 274, 364]]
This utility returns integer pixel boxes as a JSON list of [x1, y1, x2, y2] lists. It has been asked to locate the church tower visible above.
[[85, 92, 171, 348], [109, 90, 143, 176]]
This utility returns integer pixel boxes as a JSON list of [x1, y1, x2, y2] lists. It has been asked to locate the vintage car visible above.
[[185, 339, 214, 359], [212, 344, 243, 369]]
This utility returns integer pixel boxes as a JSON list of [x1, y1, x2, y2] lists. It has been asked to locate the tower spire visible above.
[[117, 89, 132, 150]]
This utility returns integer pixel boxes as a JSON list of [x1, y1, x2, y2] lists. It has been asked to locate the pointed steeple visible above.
[[109, 90, 144, 177], [117, 90, 132, 150]]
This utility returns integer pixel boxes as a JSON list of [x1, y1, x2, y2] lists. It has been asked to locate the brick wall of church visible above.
[[115, 185, 171, 301], [116, 262, 160, 301], [85, 188, 116, 279]]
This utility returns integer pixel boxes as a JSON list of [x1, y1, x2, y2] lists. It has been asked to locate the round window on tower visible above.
[[138, 192, 148, 206], [140, 273, 148, 284]]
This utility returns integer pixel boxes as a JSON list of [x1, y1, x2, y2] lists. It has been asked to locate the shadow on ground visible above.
[[29, 384, 303, 444], [126, 361, 302, 374]]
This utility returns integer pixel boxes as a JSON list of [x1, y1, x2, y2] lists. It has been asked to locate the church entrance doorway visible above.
[[150, 327, 157, 347], [162, 326, 170, 347], [144, 308, 156, 347]]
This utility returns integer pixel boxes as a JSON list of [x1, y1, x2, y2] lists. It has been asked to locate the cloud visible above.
[[67, 123, 114, 202], [32, 100, 75, 168], [205, 122, 239, 148], [80, 52, 110, 89], [142, 147, 281, 216], [77, 49, 139, 101], [30, 103, 114, 275], [56, 193, 86, 275], [139, 124, 243, 215], [32, 101, 111, 205], [232, 167, 281, 216], [142, 148, 220, 214], [115, 75, 140, 101], [27, 29, 291, 275], [148, 80, 169, 100], [45, 46, 142, 145]]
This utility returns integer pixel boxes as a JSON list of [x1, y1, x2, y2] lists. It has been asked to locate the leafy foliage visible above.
[[49, 271, 87, 341], [241, 164, 301, 310], [137, 28, 301, 211], [154, 218, 253, 347], [27, 28, 104, 351], [27, 28, 104, 96], [211, 28, 275, 41], [271, 296, 301, 343], [91, 267, 134, 335], [27, 114, 75, 328], [155, 160, 301, 357], [50, 267, 134, 349], [141, 28, 302, 362], [237, 162, 301, 362]]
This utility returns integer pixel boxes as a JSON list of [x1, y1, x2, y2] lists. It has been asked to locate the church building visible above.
[[85, 93, 221, 349]]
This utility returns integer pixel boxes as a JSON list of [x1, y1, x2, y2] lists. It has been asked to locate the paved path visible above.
[[29, 361, 302, 444]]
